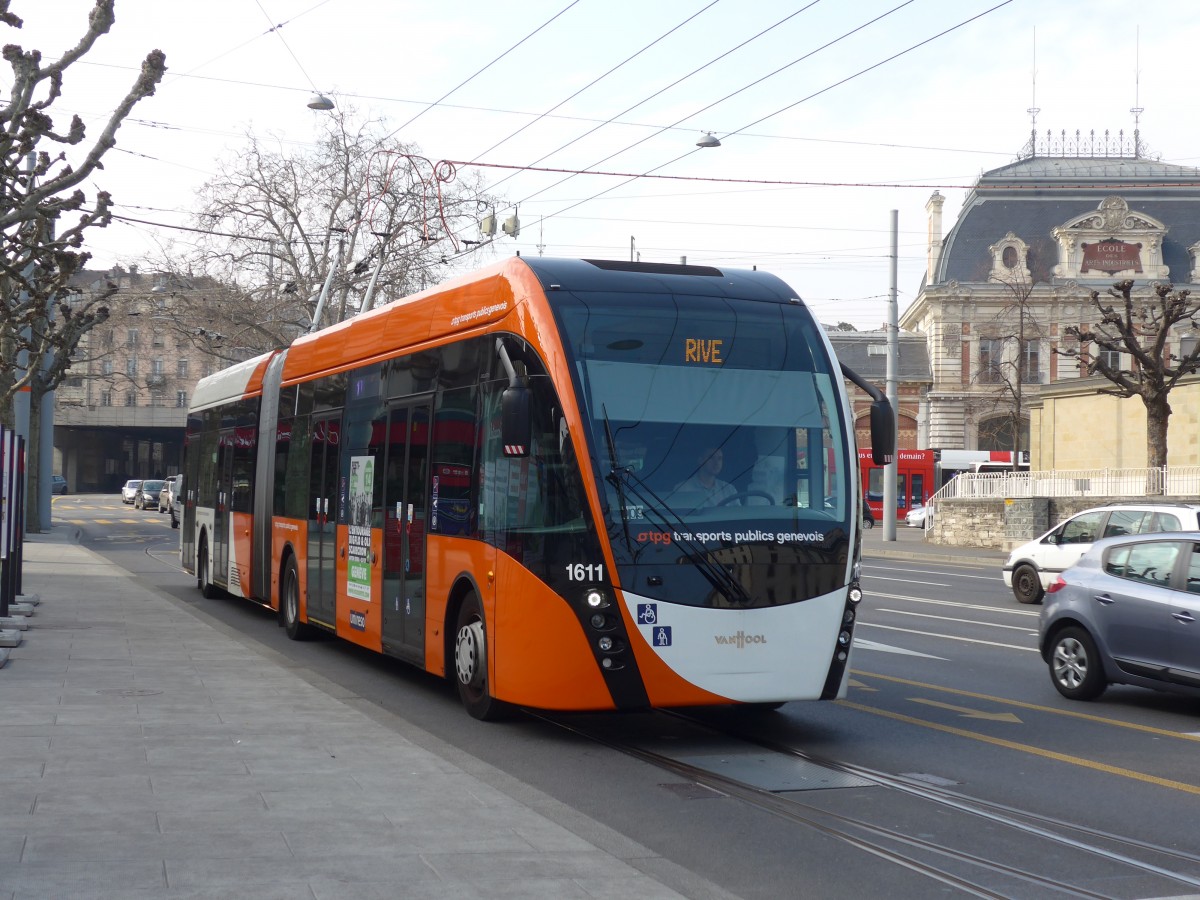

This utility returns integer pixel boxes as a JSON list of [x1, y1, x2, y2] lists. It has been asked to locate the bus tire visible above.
[[198, 535, 217, 599], [281, 555, 314, 641], [453, 592, 509, 721]]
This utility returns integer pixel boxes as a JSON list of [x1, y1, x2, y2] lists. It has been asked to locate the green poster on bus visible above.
[[347, 455, 374, 602]]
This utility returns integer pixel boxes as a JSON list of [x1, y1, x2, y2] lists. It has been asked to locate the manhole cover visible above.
[[96, 688, 163, 697]]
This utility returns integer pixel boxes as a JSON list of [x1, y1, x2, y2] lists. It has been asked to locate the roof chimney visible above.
[[925, 191, 945, 283]]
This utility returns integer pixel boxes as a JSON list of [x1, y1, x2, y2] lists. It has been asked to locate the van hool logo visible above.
[[349, 610, 367, 631], [715, 631, 767, 648]]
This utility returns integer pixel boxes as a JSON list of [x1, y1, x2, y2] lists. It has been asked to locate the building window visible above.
[[1180, 335, 1199, 360], [100, 391, 112, 407], [103, 329, 114, 348], [150, 390, 165, 408], [152, 332, 164, 347], [101, 359, 114, 375], [1098, 349, 1121, 371], [126, 328, 138, 347], [176, 390, 188, 408], [177, 359, 189, 378], [978, 338, 1003, 384], [125, 390, 137, 407], [125, 358, 138, 377], [1020, 340, 1040, 383], [151, 358, 164, 375]]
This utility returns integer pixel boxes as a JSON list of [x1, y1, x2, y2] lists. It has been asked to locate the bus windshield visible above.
[[553, 290, 852, 608]]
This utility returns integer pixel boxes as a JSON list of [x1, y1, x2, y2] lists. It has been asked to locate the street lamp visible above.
[[696, 132, 721, 148], [307, 93, 335, 111]]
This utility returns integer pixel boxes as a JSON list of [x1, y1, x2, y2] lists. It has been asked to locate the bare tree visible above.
[[1057, 280, 1200, 471], [972, 274, 1046, 463], [153, 105, 498, 354], [0, 0, 165, 529]]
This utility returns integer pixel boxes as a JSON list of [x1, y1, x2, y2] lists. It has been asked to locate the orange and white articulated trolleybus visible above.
[[182, 257, 894, 719]]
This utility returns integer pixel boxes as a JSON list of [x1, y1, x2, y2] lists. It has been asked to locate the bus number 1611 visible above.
[[566, 563, 604, 582]]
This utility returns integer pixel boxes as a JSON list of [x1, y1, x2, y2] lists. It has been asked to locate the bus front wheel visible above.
[[453, 593, 509, 721]]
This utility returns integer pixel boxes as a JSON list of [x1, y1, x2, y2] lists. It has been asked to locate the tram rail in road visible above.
[[531, 706, 1200, 899]]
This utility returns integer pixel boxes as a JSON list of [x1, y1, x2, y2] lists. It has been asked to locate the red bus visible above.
[[859, 449, 935, 522], [183, 257, 893, 719]]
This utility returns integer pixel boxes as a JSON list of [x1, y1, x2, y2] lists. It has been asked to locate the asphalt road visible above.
[[56, 494, 1200, 899]]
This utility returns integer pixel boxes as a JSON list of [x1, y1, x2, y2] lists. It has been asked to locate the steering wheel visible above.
[[717, 490, 775, 506]]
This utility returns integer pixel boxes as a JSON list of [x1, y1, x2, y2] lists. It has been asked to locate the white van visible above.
[[1002, 503, 1200, 604]]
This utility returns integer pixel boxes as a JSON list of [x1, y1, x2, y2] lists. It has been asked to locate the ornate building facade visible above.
[[54, 267, 224, 492], [899, 131, 1200, 458]]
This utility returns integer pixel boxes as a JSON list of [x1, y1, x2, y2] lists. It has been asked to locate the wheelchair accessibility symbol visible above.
[[636, 603, 657, 625]]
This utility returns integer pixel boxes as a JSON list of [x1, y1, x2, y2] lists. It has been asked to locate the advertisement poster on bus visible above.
[[347, 455, 373, 601]]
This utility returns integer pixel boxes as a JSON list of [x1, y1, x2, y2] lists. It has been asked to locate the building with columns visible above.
[[899, 130, 1200, 458]]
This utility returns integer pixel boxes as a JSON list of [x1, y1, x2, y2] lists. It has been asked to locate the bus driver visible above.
[[673, 445, 739, 508]]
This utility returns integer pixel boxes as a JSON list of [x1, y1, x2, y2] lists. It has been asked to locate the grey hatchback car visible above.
[[1038, 533, 1200, 702]]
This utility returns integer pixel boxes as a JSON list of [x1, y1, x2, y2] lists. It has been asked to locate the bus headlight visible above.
[[590, 613, 606, 629], [837, 630, 851, 647], [598, 636, 614, 651], [848, 585, 863, 605], [843, 609, 855, 625], [585, 589, 606, 608]]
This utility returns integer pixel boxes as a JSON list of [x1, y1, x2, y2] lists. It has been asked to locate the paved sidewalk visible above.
[[861, 522, 1008, 565], [0, 525, 728, 900]]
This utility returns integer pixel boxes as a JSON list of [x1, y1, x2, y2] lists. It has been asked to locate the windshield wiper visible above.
[[601, 406, 634, 551], [607, 462, 755, 608]]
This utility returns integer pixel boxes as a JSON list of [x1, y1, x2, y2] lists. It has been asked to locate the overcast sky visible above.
[[12, 0, 1198, 328]]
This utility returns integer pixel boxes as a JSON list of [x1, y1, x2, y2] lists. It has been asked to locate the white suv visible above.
[[1002, 503, 1200, 604]]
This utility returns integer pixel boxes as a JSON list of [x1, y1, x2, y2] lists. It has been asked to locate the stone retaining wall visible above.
[[928, 496, 1200, 550]]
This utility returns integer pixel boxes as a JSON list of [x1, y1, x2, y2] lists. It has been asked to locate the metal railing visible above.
[[930, 466, 1200, 505]]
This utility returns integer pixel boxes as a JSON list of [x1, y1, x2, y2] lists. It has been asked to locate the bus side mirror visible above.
[[501, 386, 531, 457], [869, 398, 895, 466]]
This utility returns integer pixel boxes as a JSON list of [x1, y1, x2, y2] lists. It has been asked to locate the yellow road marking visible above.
[[909, 697, 1021, 723], [838, 700, 1200, 796], [853, 669, 1200, 742]]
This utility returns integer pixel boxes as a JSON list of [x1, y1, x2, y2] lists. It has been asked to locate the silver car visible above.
[[121, 479, 143, 504], [1038, 533, 1200, 702]]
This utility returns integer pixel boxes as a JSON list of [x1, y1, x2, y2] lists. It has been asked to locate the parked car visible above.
[[1038, 532, 1200, 702], [158, 475, 179, 513], [905, 505, 927, 528], [164, 475, 183, 527], [121, 479, 143, 504], [862, 504, 875, 530], [134, 479, 166, 510], [50, 474, 68, 495], [1002, 503, 1200, 605]]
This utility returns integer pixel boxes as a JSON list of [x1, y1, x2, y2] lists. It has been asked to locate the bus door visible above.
[[306, 414, 341, 626], [381, 400, 431, 662], [212, 433, 234, 585]]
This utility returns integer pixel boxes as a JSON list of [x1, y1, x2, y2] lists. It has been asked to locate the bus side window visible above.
[[430, 384, 479, 537]]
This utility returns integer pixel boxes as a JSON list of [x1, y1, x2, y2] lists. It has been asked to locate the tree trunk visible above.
[[1144, 394, 1171, 474], [25, 385, 43, 533]]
